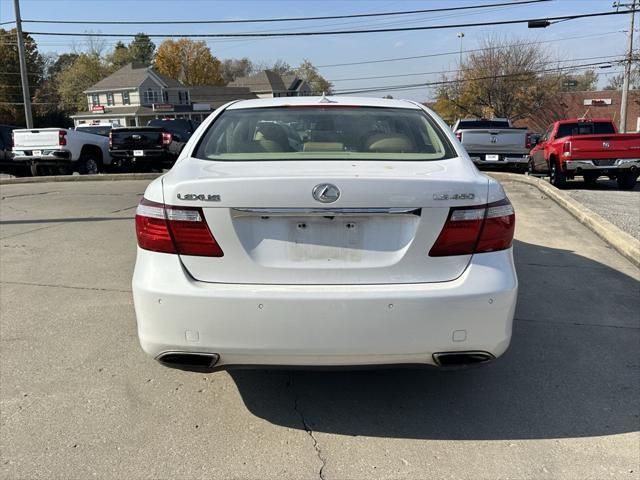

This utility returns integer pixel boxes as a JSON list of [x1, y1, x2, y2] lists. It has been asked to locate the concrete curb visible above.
[[0, 173, 162, 185], [489, 172, 640, 268]]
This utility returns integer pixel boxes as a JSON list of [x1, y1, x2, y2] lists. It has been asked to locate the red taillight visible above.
[[135, 198, 223, 257], [58, 130, 67, 146], [161, 132, 172, 146], [455, 131, 462, 142], [429, 198, 515, 257], [562, 141, 571, 157], [108, 132, 112, 148], [525, 133, 532, 150]]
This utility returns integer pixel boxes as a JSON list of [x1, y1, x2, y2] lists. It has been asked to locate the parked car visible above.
[[453, 118, 531, 172], [528, 118, 640, 189], [12, 127, 112, 176], [0, 124, 29, 176], [132, 96, 518, 372]]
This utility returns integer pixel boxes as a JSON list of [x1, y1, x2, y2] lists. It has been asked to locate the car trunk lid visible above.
[[161, 159, 489, 285]]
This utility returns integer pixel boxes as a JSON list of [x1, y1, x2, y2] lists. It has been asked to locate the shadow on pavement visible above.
[[230, 240, 640, 440]]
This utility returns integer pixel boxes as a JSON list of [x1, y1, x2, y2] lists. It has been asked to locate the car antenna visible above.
[[318, 92, 337, 104]]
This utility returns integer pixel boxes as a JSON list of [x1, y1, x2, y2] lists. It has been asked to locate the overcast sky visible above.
[[0, 0, 634, 101]]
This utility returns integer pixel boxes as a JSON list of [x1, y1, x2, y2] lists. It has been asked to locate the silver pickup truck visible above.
[[453, 118, 531, 172]]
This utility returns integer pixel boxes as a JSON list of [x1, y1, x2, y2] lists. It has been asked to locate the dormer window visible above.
[[91, 94, 99, 106], [144, 88, 159, 105], [106, 92, 114, 106], [122, 91, 130, 105]]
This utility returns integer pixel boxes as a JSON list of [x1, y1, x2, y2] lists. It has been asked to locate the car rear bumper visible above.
[[132, 247, 518, 369], [564, 158, 640, 171], [469, 154, 528, 166], [12, 149, 72, 162]]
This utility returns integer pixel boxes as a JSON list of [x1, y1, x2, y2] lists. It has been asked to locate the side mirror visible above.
[[172, 134, 182, 142]]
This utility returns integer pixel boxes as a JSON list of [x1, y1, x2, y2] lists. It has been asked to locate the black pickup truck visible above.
[[109, 119, 200, 171]]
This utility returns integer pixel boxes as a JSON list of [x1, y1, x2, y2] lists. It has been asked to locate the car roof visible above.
[[227, 96, 422, 110]]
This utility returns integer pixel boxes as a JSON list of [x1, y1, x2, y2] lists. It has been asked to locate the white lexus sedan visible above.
[[132, 96, 517, 372]]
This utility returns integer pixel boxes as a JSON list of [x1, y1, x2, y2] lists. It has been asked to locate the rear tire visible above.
[[617, 171, 638, 190], [549, 159, 566, 188], [78, 154, 100, 175], [527, 158, 535, 176], [583, 173, 598, 186]]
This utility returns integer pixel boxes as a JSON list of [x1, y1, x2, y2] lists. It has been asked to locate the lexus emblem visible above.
[[602, 141, 610, 148], [312, 183, 340, 203]]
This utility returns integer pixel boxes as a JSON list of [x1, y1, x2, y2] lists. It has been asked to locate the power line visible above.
[[23, 10, 637, 38], [317, 31, 626, 68], [333, 61, 619, 95], [16, 0, 550, 25], [328, 55, 625, 82]]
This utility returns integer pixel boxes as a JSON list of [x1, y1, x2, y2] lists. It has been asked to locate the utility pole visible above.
[[14, 0, 33, 128], [615, 0, 637, 133], [456, 32, 464, 120]]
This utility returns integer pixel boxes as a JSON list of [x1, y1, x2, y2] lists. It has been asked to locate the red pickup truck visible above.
[[528, 118, 640, 189]]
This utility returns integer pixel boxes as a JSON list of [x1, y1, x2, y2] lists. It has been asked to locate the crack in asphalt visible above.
[[515, 317, 639, 330], [289, 374, 327, 480], [0, 280, 131, 293], [1, 191, 59, 200]]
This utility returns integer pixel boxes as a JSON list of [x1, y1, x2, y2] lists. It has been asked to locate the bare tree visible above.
[[432, 36, 561, 123]]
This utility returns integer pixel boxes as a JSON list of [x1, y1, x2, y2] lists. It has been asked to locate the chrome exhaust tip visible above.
[[156, 352, 220, 372], [433, 351, 495, 368]]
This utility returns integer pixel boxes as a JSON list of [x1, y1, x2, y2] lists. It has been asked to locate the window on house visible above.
[[106, 92, 114, 106], [163, 90, 168, 103], [122, 91, 130, 105], [91, 94, 99, 106], [184, 91, 189, 104], [178, 91, 183, 104], [144, 88, 158, 104]]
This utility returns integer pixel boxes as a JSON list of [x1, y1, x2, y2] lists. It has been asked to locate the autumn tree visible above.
[[296, 59, 333, 94], [106, 41, 131, 68], [0, 29, 45, 126], [155, 39, 224, 86], [56, 54, 111, 112]]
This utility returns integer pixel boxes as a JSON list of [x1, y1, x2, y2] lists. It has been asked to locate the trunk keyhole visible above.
[[297, 223, 307, 229]]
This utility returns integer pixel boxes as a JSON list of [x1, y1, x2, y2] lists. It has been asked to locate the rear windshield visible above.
[[194, 107, 455, 161], [556, 122, 616, 139], [76, 126, 112, 137], [456, 120, 511, 130]]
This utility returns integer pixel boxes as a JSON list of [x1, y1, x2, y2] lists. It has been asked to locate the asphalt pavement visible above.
[[562, 178, 640, 241], [0, 179, 638, 479]]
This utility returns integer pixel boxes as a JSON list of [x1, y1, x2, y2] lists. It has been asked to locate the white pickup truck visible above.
[[12, 128, 112, 176], [452, 118, 531, 172]]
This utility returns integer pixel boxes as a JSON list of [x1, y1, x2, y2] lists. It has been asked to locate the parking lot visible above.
[[0, 178, 638, 479], [563, 179, 640, 240]]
